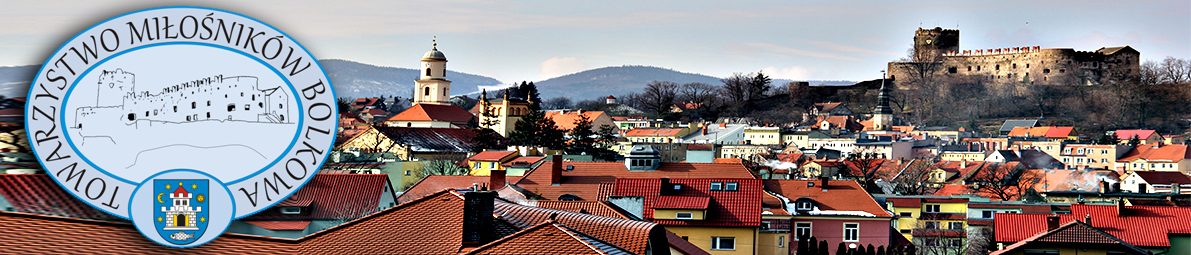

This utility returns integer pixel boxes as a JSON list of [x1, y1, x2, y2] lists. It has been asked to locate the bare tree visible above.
[[1160, 56, 1190, 84], [891, 160, 938, 195], [639, 81, 679, 116], [843, 148, 888, 192], [543, 96, 573, 110], [967, 163, 1037, 201], [421, 156, 469, 176], [679, 82, 717, 106]]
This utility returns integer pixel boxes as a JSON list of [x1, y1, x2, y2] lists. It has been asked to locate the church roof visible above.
[[422, 48, 446, 61], [387, 104, 474, 124]]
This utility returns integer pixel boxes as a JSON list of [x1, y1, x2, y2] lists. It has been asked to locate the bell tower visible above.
[[413, 37, 451, 105]]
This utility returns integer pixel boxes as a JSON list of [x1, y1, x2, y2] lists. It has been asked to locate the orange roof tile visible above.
[[762, 179, 893, 217], [464, 220, 633, 254], [996, 204, 1191, 248], [624, 128, 684, 137], [1118, 145, 1191, 162], [545, 111, 608, 131], [245, 174, 391, 220], [398, 175, 523, 204], [469, 151, 518, 161], [386, 103, 475, 124], [653, 196, 711, 210], [0, 174, 122, 221], [244, 221, 312, 231]]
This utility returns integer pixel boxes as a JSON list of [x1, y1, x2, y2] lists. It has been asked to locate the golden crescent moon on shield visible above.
[[157, 193, 165, 203]]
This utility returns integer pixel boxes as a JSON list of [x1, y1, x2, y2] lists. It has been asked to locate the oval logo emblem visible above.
[[24, 6, 337, 247]]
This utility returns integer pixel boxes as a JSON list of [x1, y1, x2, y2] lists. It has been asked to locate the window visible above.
[[925, 238, 939, 247], [925, 204, 941, 213], [795, 222, 812, 240], [404, 170, 411, 176], [1043, 69, 1051, 74], [710, 182, 723, 191], [778, 236, 785, 248], [489, 162, 496, 169], [711, 237, 735, 250], [900, 212, 913, 217], [924, 221, 939, 229], [676, 212, 693, 219], [797, 202, 813, 211], [900, 229, 911, 234], [1102, 149, 1108, 154], [948, 239, 963, 247], [281, 207, 301, 214], [1101, 158, 1107, 163], [425, 68, 431, 76], [442, 88, 448, 96], [725, 182, 738, 191], [982, 211, 993, 218], [843, 223, 859, 242], [948, 67, 957, 73], [949, 222, 964, 230], [474, 162, 481, 169], [424, 87, 430, 96], [761, 222, 770, 230]]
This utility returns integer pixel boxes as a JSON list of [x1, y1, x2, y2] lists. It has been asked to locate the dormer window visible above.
[[281, 207, 302, 214], [676, 212, 693, 219], [710, 182, 723, 191], [725, 182, 738, 191], [796, 202, 813, 211]]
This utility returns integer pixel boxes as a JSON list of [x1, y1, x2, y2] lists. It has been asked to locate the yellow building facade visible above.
[[667, 226, 758, 255]]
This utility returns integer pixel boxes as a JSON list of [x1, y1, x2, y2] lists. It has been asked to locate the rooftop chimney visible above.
[[819, 176, 829, 191], [960, 160, 967, 169], [1046, 215, 1060, 231], [551, 154, 563, 185], [462, 191, 497, 247], [1116, 199, 1127, 216], [491, 170, 506, 190], [719, 123, 727, 128], [1099, 180, 1108, 194], [1174, 183, 1182, 194], [1084, 214, 1092, 227]]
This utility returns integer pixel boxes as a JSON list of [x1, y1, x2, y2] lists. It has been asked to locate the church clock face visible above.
[[425, 62, 432, 68]]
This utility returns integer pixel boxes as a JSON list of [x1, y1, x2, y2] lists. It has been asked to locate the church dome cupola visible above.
[[413, 36, 452, 105]]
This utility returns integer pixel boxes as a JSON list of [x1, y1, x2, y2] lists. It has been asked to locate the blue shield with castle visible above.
[[153, 179, 209, 245]]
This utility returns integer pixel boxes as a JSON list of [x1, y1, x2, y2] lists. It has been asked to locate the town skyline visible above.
[[0, 0, 1187, 84]]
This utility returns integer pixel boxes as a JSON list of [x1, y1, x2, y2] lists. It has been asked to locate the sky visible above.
[[0, 0, 1187, 84]]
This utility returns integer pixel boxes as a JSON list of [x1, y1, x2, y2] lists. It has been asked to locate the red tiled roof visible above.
[[613, 178, 762, 227], [814, 102, 841, 112], [386, 103, 475, 124], [0, 174, 121, 221], [596, 182, 616, 201], [398, 175, 524, 204], [992, 220, 1149, 255], [0, 108, 21, 117], [245, 174, 391, 220], [624, 128, 684, 137], [687, 144, 714, 151], [493, 198, 663, 254], [361, 108, 388, 116], [464, 220, 633, 254], [533, 201, 635, 220], [244, 221, 312, 231], [1118, 145, 1191, 162], [469, 151, 518, 162], [1133, 171, 1191, 185], [353, 97, 381, 107], [653, 196, 711, 210], [995, 204, 1191, 248], [714, 158, 744, 164], [516, 161, 755, 201], [297, 190, 468, 254], [1114, 130, 1158, 140], [762, 179, 893, 217], [0, 211, 294, 253], [1044, 126, 1075, 138], [502, 156, 545, 167], [545, 111, 608, 131]]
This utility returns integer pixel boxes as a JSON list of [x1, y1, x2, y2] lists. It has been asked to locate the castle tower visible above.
[[913, 27, 959, 61], [162, 186, 201, 230], [872, 77, 894, 131], [413, 38, 451, 105]]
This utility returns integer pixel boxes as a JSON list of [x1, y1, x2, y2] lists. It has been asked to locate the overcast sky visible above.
[[1, 0, 1187, 83]]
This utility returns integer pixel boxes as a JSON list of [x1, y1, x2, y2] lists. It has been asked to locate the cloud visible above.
[[760, 66, 823, 80], [538, 57, 588, 80]]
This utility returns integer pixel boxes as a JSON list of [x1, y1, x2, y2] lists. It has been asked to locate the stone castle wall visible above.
[[75, 70, 291, 128], [889, 27, 1139, 89]]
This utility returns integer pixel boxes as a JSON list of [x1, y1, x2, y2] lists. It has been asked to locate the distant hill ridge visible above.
[[320, 59, 502, 100], [534, 65, 854, 100]]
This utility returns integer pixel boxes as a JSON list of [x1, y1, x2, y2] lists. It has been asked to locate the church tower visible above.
[[872, 76, 894, 131], [413, 38, 451, 105]]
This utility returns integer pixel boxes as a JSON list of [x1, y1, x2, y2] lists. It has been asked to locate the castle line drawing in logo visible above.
[[154, 179, 210, 245]]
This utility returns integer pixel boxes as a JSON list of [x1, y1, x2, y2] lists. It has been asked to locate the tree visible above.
[[844, 148, 888, 192], [797, 234, 810, 254], [508, 101, 566, 149], [720, 73, 752, 115], [891, 160, 939, 195], [544, 96, 572, 110], [836, 242, 846, 255], [337, 97, 353, 113], [470, 96, 504, 152], [818, 240, 829, 255], [640, 80, 679, 116], [808, 236, 818, 255], [518, 81, 540, 104], [967, 163, 1035, 201], [420, 157, 468, 176]]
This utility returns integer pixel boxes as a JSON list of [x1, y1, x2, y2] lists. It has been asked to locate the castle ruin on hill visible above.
[[887, 27, 1140, 90]]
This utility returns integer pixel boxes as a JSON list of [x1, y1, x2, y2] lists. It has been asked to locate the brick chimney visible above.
[[1046, 215, 1060, 231], [551, 154, 563, 185], [490, 170, 506, 190], [819, 176, 829, 191], [462, 191, 496, 247]]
